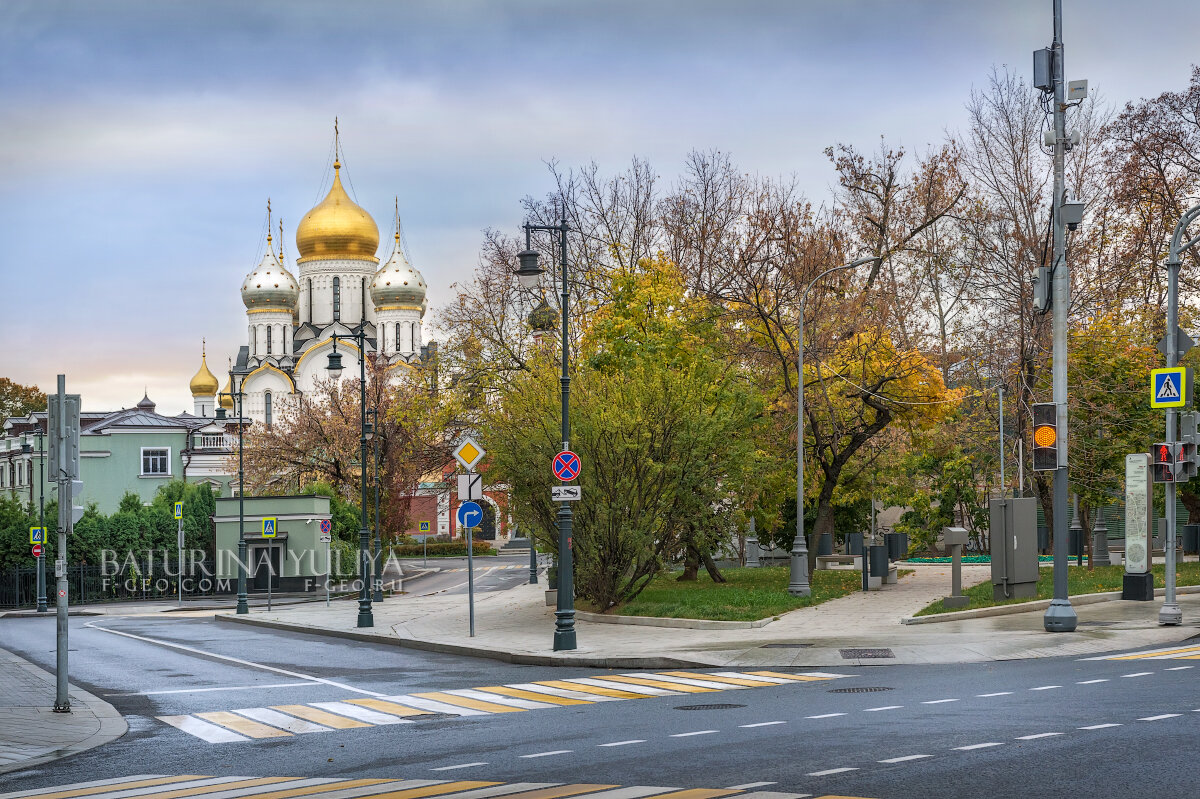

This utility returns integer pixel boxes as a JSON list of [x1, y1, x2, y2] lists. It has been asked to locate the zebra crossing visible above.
[[0, 773, 876, 799], [1084, 643, 1200, 661], [157, 670, 849, 743]]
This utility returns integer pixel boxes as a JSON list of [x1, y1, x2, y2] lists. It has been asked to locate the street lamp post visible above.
[[367, 407, 383, 603], [220, 370, 250, 615], [515, 218, 577, 651], [327, 332, 374, 628], [36, 430, 47, 612], [790, 257, 875, 597]]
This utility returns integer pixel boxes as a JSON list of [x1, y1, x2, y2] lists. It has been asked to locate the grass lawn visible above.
[[584, 566, 910, 622], [914, 561, 1200, 616]]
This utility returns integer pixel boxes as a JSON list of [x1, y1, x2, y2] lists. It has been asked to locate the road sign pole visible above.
[[326, 537, 331, 608], [467, 524, 475, 637], [177, 517, 183, 606], [53, 375, 70, 713], [37, 432, 47, 613]]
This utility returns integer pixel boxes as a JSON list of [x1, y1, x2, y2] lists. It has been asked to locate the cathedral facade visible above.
[[189, 151, 429, 424]]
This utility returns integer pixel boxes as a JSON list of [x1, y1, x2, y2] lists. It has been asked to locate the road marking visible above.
[[1165, 666, 1194, 671], [532, 680, 646, 699], [661, 672, 779, 688], [670, 730, 719, 737], [711, 672, 791, 685], [1087, 644, 1200, 660], [1076, 679, 1108, 684], [862, 706, 902, 712], [954, 742, 1004, 750], [747, 671, 839, 682], [519, 751, 573, 758], [805, 713, 846, 719], [725, 784, 776, 790], [976, 692, 1012, 697], [428, 764, 487, 772], [232, 708, 331, 734], [308, 702, 413, 725], [269, 705, 371, 729], [922, 699, 959, 704], [105, 682, 317, 697], [474, 686, 594, 706], [598, 740, 646, 747], [387, 695, 492, 716], [157, 717, 248, 743], [441, 689, 556, 710], [0, 775, 185, 799], [84, 622, 385, 697], [627, 673, 745, 691], [1138, 714, 1181, 721], [1029, 686, 1061, 691], [878, 755, 931, 764], [805, 768, 858, 777], [1121, 672, 1153, 678], [506, 682, 625, 702], [568, 677, 685, 696], [1015, 733, 1062, 740], [194, 711, 292, 738], [1079, 723, 1122, 730], [409, 692, 527, 713], [195, 777, 382, 799], [345, 698, 438, 717], [739, 721, 786, 728]]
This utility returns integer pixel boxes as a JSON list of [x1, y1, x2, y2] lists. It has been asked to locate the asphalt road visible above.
[[394, 554, 537, 597], [1, 614, 1198, 799]]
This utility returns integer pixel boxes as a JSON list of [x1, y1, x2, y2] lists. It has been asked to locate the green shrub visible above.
[[389, 541, 494, 557]]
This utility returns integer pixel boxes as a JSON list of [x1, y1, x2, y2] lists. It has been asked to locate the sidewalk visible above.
[[0, 647, 126, 774], [218, 562, 1200, 667]]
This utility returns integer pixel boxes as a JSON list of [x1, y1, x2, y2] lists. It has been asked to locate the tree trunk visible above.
[[678, 544, 700, 581], [701, 550, 726, 583]]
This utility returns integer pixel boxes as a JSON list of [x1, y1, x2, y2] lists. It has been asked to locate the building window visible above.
[[264, 391, 273, 428], [267, 326, 273, 355], [396, 322, 402, 353], [333, 277, 341, 322], [141, 447, 170, 476], [361, 277, 366, 321], [307, 278, 313, 323], [28, 462, 33, 485]]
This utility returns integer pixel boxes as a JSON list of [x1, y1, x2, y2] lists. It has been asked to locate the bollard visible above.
[[943, 526, 969, 609]]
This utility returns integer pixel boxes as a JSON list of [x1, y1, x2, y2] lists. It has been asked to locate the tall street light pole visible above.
[[327, 332, 374, 628], [368, 407, 383, 603], [790, 256, 875, 597], [36, 429, 47, 612], [222, 369, 250, 615], [515, 218, 576, 651]]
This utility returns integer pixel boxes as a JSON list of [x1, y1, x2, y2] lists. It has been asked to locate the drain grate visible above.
[[840, 648, 895, 659], [760, 643, 812, 649], [828, 686, 893, 693], [675, 703, 746, 711]]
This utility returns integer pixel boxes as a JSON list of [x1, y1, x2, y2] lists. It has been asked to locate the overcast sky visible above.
[[1, 0, 1196, 414]]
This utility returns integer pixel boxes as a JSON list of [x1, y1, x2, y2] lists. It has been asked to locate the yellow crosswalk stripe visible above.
[[472, 686, 593, 706], [622, 791, 739, 799], [457, 786, 618, 799], [659, 672, 779, 687], [349, 782, 499, 799], [533, 680, 646, 699], [597, 675, 716, 693], [744, 671, 828, 682], [408, 692, 527, 713], [4, 777, 210, 799], [219, 780, 394, 799], [193, 713, 292, 738], [1108, 645, 1200, 659], [123, 778, 297, 799], [269, 705, 372, 729], [345, 698, 437, 717]]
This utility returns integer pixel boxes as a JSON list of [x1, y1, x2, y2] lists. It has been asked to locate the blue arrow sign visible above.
[[456, 501, 483, 529]]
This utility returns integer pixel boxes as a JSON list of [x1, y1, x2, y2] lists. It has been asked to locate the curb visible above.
[[0, 648, 128, 775], [574, 610, 776, 630], [0, 609, 104, 618], [214, 613, 707, 668], [901, 584, 1200, 624]]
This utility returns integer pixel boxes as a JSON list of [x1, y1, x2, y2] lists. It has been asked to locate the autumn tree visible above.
[[0, 378, 46, 419]]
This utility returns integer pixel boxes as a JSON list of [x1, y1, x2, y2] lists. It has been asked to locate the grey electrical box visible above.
[[1033, 266, 1051, 313], [1033, 48, 1053, 91], [1068, 79, 1088, 100], [990, 498, 1039, 600]]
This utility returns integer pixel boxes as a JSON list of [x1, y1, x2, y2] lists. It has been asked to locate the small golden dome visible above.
[[189, 348, 219, 397], [218, 376, 234, 410], [295, 161, 379, 263]]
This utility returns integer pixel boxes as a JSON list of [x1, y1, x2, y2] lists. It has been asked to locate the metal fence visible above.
[[0, 564, 224, 608]]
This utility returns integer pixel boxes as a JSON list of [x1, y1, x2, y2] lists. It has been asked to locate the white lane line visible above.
[[976, 692, 1013, 697], [519, 750, 573, 758], [1077, 679, 1109, 684], [805, 713, 846, 719], [670, 730, 719, 737], [923, 699, 959, 704], [430, 762, 487, 771], [1165, 666, 1195, 671], [806, 768, 858, 777], [83, 621, 385, 697], [739, 721, 786, 728], [308, 702, 413, 725], [598, 740, 646, 747], [955, 742, 1004, 750], [878, 755, 931, 764], [1139, 714, 1181, 721], [105, 682, 317, 697], [233, 708, 331, 734], [156, 715, 248, 743], [726, 783, 777, 790], [1029, 686, 1061, 691], [863, 705, 903, 712], [1016, 733, 1063, 740], [1079, 723, 1122, 730], [1121, 672, 1154, 678]]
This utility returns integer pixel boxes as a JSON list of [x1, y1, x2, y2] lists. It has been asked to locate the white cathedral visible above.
[[188, 147, 429, 424]]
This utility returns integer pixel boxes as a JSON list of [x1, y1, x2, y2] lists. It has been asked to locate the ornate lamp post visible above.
[[367, 407, 383, 603], [514, 218, 577, 651], [327, 332, 374, 628], [218, 368, 249, 615]]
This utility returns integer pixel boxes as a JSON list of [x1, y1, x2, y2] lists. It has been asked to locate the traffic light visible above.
[[1152, 442, 1184, 484], [1032, 403, 1060, 471], [1181, 411, 1200, 480]]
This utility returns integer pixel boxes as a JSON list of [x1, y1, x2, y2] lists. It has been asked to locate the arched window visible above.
[[361, 277, 366, 321], [396, 322, 402, 353], [333, 277, 341, 322], [266, 326, 273, 355], [264, 391, 273, 428], [307, 279, 313, 323]]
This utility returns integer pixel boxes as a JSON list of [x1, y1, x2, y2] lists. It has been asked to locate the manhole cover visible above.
[[840, 648, 895, 659], [828, 686, 894, 693], [675, 703, 746, 711], [760, 643, 812, 649]]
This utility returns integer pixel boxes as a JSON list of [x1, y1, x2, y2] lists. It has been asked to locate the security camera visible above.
[[1061, 193, 1086, 231]]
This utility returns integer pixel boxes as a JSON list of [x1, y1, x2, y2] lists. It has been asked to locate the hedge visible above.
[[389, 541, 495, 558]]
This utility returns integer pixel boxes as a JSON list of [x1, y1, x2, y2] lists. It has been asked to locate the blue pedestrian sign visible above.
[[173, 501, 183, 520], [262, 517, 278, 538], [456, 501, 483, 529], [553, 450, 581, 481], [1151, 367, 1192, 409], [418, 521, 431, 533], [29, 526, 45, 545]]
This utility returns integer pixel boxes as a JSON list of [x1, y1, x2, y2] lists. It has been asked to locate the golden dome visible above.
[[218, 376, 234, 410], [189, 346, 219, 397], [295, 161, 379, 263]]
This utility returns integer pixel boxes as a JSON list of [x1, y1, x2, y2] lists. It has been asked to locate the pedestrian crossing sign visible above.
[[29, 526, 45, 545], [262, 517, 277, 538], [1151, 367, 1192, 409], [419, 521, 431, 533], [173, 501, 183, 519]]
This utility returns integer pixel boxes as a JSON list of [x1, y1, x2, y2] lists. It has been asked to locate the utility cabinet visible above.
[[989, 498, 1039, 600]]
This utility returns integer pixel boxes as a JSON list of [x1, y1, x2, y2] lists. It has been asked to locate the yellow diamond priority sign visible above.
[[453, 436, 486, 471]]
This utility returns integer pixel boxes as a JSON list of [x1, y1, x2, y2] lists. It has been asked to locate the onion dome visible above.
[[218, 376, 234, 410], [241, 235, 300, 311], [136, 393, 156, 412], [370, 232, 427, 306], [528, 297, 558, 334], [295, 160, 379, 263], [189, 345, 219, 397]]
